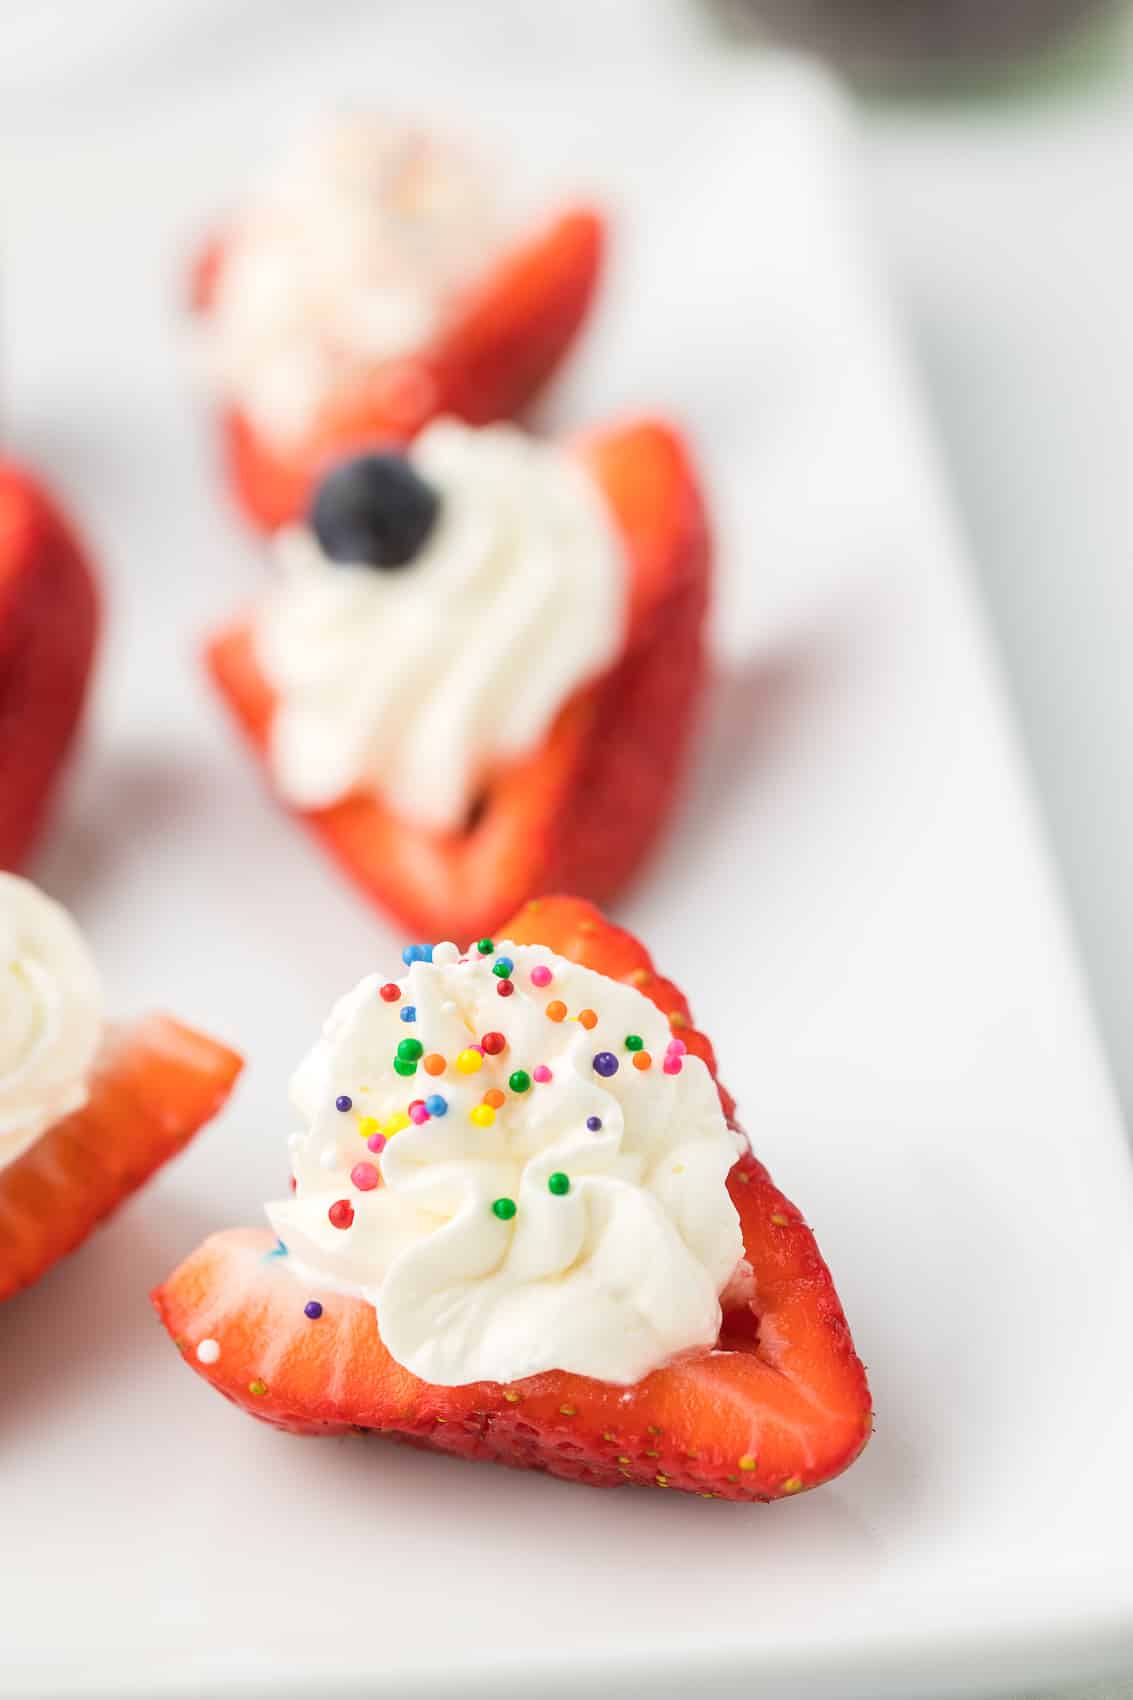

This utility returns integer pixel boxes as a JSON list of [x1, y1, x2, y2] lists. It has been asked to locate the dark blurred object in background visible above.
[[705, 0, 1121, 80]]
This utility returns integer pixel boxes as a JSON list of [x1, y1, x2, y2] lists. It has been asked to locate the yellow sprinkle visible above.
[[469, 1104, 495, 1128], [456, 1048, 484, 1075], [248, 1379, 268, 1398], [628, 969, 651, 987], [783, 1475, 803, 1494], [602, 1431, 616, 1442], [559, 1404, 576, 1416], [358, 1116, 380, 1139], [502, 1391, 520, 1403], [699, 1492, 714, 1499], [771, 1212, 789, 1227], [737, 1171, 751, 1183], [647, 1425, 661, 1435], [644, 1449, 659, 1458], [738, 1454, 757, 1472], [654, 1475, 669, 1488], [672, 1164, 686, 1174], [617, 1455, 631, 1464]]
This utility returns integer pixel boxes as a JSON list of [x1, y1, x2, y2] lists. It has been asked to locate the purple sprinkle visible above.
[[592, 1052, 619, 1078], [335, 1095, 352, 1112], [586, 1115, 602, 1132], [304, 1300, 323, 1320]]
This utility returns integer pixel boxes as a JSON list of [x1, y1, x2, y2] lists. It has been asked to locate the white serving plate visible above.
[[5, 9, 1133, 1697]]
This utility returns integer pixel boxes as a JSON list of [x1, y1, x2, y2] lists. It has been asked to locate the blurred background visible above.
[[5, 0, 1133, 1124]]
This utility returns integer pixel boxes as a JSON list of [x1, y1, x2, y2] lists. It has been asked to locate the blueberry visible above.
[[310, 451, 440, 569]]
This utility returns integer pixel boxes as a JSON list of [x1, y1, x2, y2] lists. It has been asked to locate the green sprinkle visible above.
[[393, 1058, 417, 1078], [476, 938, 494, 955], [624, 1034, 644, 1052], [491, 1197, 517, 1221], [396, 1037, 424, 1062], [248, 1379, 268, 1397], [508, 1069, 532, 1094], [547, 1172, 570, 1197]]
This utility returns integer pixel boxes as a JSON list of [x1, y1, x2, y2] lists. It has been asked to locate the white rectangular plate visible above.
[[6, 9, 1133, 1697]]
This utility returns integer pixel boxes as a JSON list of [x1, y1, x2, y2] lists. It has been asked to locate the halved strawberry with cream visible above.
[[208, 417, 708, 940], [153, 897, 871, 1502], [0, 875, 241, 1303], [0, 465, 98, 869], [192, 116, 603, 530]]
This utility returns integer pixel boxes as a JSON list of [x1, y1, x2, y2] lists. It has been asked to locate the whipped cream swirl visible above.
[[268, 939, 744, 1387], [255, 420, 626, 834], [204, 115, 508, 442], [0, 874, 103, 1173]]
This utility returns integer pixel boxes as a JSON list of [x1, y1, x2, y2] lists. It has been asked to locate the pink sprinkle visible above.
[[530, 965, 553, 988], [366, 1132, 387, 1154], [533, 1064, 552, 1084], [663, 1055, 684, 1076], [351, 1161, 380, 1191], [666, 1038, 687, 1056], [470, 1043, 485, 1056], [409, 1103, 430, 1125]]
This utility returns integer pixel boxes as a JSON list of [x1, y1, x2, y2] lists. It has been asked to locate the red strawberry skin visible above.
[[0, 1017, 242, 1304], [198, 207, 604, 531], [0, 466, 99, 869], [206, 420, 708, 940], [153, 899, 871, 1502]]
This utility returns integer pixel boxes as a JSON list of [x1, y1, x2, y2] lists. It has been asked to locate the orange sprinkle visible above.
[[628, 968, 651, 987], [669, 1011, 688, 1030], [546, 1000, 567, 1023], [423, 1053, 446, 1076], [483, 1088, 506, 1109], [578, 1009, 598, 1031], [632, 1050, 652, 1071]]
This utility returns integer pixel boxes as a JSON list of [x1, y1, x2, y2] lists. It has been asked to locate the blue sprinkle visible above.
[[264, 1238, 289, 1261], [335, 1094, 352, 1112], [586, 1115, 602, 1132], [425, 1094, 448, 1117], [401, 943, 434, 966], [400, 1004, 417, 1023], [304, 1300, 323, 1320]]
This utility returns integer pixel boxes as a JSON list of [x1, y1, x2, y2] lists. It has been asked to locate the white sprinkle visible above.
[[196, 1339, 220, 1365], [319, 1149, 339, 1171], [432, 941, 460, 966]]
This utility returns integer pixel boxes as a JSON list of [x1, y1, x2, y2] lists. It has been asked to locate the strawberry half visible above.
[[0, 465, 99, 868], [153, 898, 871, 1502], [206, 419, 709, 940], [0, 1016, 242, 1303], [195, 207, 604, 530]]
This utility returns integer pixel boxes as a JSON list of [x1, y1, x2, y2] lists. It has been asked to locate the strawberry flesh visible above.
[[206, 420, 708, 939], [203, 207, 604, 530], [153, 898, 871, 1501], [1, 1016, 242, 1303], [0, 465, 99, 869]]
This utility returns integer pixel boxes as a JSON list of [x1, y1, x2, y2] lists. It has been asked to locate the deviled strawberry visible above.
[[0, 464, 98, 868], [192, 116, 604, 529], [154, 897, 871, 1502], [207, 416, 708, 938], [0, 875, 242, 1302]]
